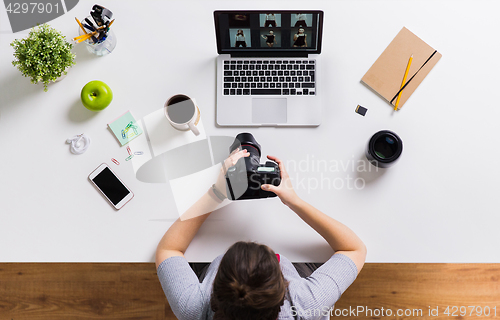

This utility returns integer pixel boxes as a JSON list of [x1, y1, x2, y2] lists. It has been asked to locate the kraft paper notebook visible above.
[[361, 27, 442, 109]]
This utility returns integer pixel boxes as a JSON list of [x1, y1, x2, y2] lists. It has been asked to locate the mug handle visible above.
[[188, 121, 200, 136]]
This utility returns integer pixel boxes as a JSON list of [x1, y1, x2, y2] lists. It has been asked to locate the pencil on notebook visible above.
[[394, 54, 413, 111]]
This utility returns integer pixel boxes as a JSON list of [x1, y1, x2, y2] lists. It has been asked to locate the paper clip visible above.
[[125, 155, 134, 161], [111, 158, 120, 165], [126, 146, 132, 155], [121, 122, 139, 139], [134, 151, 144, 155]]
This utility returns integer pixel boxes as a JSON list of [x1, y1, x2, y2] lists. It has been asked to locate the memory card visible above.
[[355, 105, 367, 116]]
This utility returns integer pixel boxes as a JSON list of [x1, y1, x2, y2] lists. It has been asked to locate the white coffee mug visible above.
[[164, 94, 201, 136]]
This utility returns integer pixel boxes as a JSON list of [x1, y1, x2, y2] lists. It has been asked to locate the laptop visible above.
[[214, 10, 324, 126]]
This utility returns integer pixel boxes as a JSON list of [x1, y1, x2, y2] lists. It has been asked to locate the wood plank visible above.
[[1, 263, 499, 320], [333, 264, 500, 320], [0, 263, 175, 320], [0, 263, 120, 282]]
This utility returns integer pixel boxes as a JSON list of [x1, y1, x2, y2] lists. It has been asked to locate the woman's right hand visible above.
[[261, 155, 300, 207]]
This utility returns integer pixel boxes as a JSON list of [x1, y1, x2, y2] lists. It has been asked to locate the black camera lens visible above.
[[229, 133, 261, 157], [374, 136, 396, 159], [366, 130, 403, 168], [229, 132, 262, 170]]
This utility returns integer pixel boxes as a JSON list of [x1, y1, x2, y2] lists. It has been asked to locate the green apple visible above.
[[81, 80, 113, 111]]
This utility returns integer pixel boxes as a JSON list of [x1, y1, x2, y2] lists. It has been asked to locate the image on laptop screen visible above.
[[214, 11, 323, 54]]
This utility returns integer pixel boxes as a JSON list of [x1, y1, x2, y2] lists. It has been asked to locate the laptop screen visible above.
[[214, 10, 323, 55]]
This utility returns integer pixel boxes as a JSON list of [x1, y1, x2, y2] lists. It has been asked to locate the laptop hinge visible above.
[[230, 52, 309, 58]]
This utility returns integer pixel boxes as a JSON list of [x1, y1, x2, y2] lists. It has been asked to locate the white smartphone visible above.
[[88, 163, 134, 210]]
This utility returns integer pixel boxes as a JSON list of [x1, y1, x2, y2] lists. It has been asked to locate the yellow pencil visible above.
[[73, 31, 97, 43], [73, 32, 95, 40], [107, 19, 115, 28], [76, 36, 92, 43], [75, 17, 88, 35], [394, 54, 413, 111]]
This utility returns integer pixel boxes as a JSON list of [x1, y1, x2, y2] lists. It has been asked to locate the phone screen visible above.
[[92, 167, 130, 205]]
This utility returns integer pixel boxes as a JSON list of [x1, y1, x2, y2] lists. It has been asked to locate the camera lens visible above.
[[229, 132, 262, 169], [373, 136, 397, 159], [366, 130, 403, 168]]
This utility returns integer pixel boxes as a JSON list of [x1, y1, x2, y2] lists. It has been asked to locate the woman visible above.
[[156, 149, 366, 319], [264, 13, 277, 27], [293, 28, 307, 47], [294, 13, 307, 28], [262, 30, 277, 47], [234, 29, 247, 47]]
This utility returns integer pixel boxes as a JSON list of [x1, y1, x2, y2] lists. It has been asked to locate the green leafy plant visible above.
[[11, 24, 76, 91]]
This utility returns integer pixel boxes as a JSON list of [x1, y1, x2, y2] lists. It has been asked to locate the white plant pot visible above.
[[53, 70, 68, 82]]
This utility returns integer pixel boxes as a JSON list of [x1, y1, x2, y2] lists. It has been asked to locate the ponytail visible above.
[[211, 241, 288, 320]]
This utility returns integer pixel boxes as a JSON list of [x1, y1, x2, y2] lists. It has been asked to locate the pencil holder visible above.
[[78, 16, 117, 56]]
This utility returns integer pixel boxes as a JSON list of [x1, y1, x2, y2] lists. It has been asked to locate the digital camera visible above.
[[225, 133, 281, 200]]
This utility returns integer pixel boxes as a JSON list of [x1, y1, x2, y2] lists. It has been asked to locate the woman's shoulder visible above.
[[277, 255, 302, 280]]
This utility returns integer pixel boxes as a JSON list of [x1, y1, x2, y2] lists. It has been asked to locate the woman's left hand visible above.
[[214, 148, 250, 197]]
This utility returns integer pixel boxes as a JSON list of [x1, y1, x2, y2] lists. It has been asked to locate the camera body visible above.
[[225, 133, 281, 200]]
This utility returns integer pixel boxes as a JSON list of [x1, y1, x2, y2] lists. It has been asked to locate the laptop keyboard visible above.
[[222, 59, 315, 96]]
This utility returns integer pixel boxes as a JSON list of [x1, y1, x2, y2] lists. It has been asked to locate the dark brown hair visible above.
[[211, 241, 288, 320]]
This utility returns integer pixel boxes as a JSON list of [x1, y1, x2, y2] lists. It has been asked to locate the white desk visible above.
[[1, 0, 499, 263]]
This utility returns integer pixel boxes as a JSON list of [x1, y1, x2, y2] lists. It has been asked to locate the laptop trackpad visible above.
[[252, 98, 287, 124]]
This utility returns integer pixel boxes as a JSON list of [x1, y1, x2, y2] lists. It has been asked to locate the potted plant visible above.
[[10, 24, 76, 91]]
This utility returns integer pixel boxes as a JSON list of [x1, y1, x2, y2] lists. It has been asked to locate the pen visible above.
[[83, 18, 100, 43], [105, 19, 114, 32], [83, 23, 95, 32], [394, 54, 413, 111], [84, 17, 96, 29]]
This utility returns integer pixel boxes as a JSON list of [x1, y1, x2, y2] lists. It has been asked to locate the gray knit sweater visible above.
[[157, 253, 357, 320]]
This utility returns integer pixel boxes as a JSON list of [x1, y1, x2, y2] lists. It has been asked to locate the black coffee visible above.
[[167, 96, 195, 124]]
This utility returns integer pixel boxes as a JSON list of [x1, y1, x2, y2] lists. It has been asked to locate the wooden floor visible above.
[[0, 263, 499, 320]]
